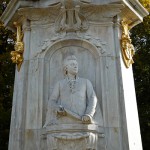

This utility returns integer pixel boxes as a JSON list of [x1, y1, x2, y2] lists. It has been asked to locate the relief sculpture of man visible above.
[[44, 55, 103, 150]]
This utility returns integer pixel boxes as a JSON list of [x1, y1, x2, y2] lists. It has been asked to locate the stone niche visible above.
[[0, 0, 148, 150], [42, 39, 105, 150]]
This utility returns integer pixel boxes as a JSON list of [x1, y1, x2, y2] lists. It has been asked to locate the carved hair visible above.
[[63, 55, 77, 75]]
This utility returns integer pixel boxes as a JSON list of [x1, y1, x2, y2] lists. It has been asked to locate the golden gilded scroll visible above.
[[11, 22, 24, 71], [121, 21, 135, 68]]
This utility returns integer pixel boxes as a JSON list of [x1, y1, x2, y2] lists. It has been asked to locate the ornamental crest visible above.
[[121, 21, 135, 68], [11, 22, 24, 71], [55, 0, 88, 32]]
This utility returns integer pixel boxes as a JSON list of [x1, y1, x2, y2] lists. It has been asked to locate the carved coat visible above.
[[45, 78, 103, 126]]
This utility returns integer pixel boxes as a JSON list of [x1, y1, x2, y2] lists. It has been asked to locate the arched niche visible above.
[[42, 39, 103, 121]]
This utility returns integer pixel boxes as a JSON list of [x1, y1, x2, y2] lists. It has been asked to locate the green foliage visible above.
[[131, 1, 150, 149], [139, 0, 150, 12], [0, 1, 15, 149], [0, 0, 10, 14]]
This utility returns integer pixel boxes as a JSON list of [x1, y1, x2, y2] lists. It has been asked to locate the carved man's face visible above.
[[66, 59, 78, 75]]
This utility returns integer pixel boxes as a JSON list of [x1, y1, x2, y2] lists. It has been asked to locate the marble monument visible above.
[[44, 55, 104, 150], [0, 0, 148, 150]]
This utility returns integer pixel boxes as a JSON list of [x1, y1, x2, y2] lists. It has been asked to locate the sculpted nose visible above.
[[74, 65, 78, 69]]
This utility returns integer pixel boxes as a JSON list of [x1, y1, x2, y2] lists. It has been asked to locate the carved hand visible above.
[[57, 105, 66, 116], [82, 115, 92, 123]]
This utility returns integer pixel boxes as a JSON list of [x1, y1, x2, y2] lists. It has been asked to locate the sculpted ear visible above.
[[66, 66, 68, 74], [63, 66, 68, 75]]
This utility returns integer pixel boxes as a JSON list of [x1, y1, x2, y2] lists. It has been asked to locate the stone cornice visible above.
[[123, 0, 149, 19], [0, 0, 149, 31], [0, 0, 34, 30], [129, 0, 149, 17], [130, 0, 149, 16], [118, 0, 149, 28]]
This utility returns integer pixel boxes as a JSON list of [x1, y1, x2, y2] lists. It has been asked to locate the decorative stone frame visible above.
[[39, 39, 104, 122], [39, 38, 106, 149]]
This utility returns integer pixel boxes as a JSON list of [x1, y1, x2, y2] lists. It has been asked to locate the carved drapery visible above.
[[121, 21, 135, 68], [11, 22, 24, 71]]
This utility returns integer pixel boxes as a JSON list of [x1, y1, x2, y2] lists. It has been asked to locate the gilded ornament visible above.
[[121, 21, 135, 68], [11, 22, 24, 71]]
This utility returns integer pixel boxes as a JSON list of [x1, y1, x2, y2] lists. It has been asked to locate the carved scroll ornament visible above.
[[121, 21, 135, 68], [11, 22, 24, 71]]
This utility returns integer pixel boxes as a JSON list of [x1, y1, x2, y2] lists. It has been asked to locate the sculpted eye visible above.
[[71, 63, 75, 66]]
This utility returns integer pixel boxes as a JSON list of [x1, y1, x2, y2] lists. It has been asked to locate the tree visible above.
[[0, 1, 15, 149], [131, 0, 150, 149]]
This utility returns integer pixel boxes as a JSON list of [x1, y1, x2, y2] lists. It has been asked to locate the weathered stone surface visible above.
[[1, 0, 148, 150]]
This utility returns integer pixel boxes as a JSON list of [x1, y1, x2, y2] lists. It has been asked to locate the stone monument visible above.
[[0, 0, 148, 150], [44, 55, 104, 150]]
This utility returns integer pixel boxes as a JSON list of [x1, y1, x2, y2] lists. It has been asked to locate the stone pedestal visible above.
[[1, 0, 148, 150]]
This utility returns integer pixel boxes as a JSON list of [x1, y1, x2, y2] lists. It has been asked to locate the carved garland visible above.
[[121, 21, 135, 68], [38, 33, 107, 58], [11, 22, 24, 71]]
